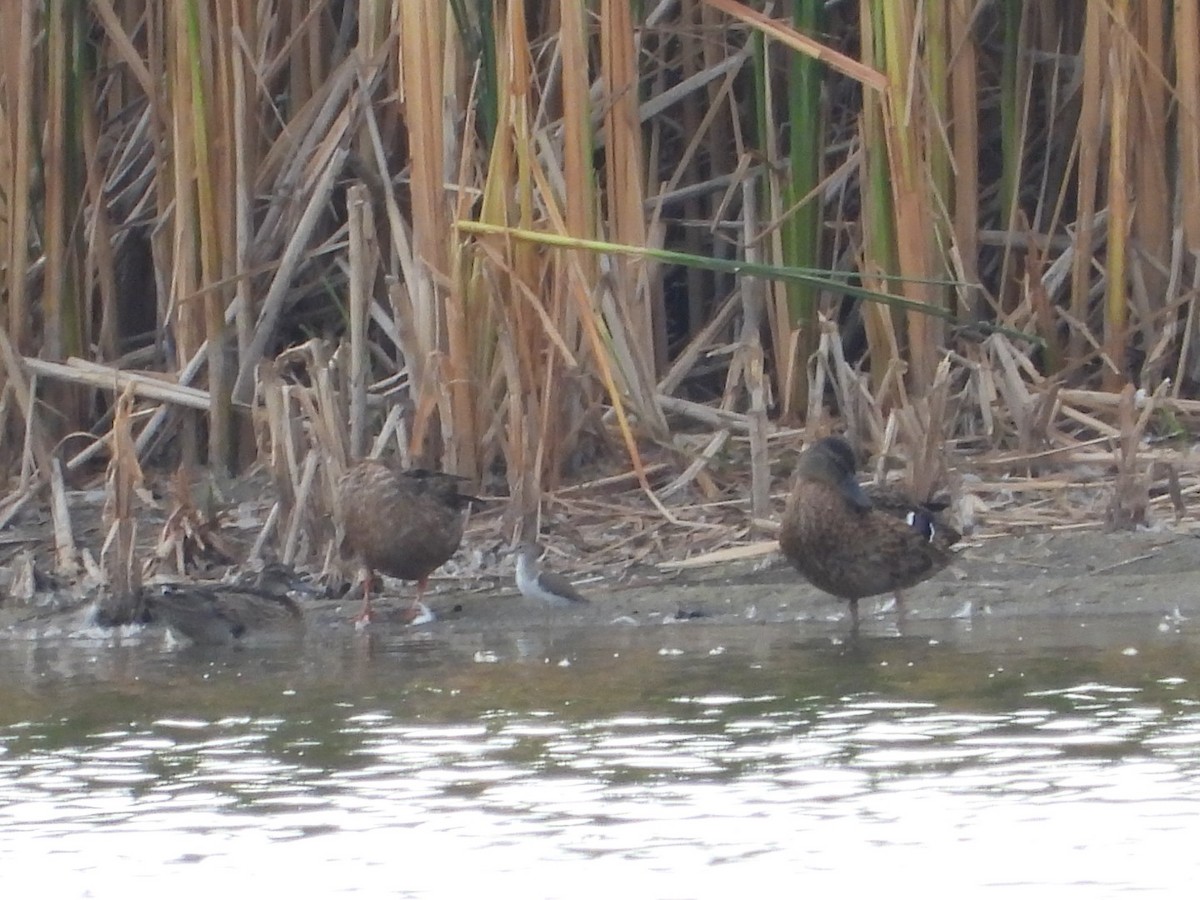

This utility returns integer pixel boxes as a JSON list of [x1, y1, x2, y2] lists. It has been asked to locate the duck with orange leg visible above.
[[778, 436, 960, 629], [338, 460, 479, 627]]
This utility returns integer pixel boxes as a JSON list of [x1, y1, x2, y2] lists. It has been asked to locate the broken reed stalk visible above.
[[252, 338, 357, 573], [0, 329, 52, 481], [346, 182, 372, 462], [257, 350, 331, 570], [1106, 380, 1168, 530], [660, 430, 730, 499], [250, 501, 281, 563], [21, 356, 212, 409], [896, 353, 954, 501], [282, 450, 320, 564], [737, 177, 771, 522], [49, 457, 78, 578], [148, 464, 239, 578], [98, 385, 143, 623], [231, 146, 350, 403]]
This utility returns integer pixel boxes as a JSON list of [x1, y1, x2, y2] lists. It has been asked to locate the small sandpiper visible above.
[[514, 542, 590, 605]]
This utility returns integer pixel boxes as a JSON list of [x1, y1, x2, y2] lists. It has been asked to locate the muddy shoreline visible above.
[[3, 528, 1198, 642]]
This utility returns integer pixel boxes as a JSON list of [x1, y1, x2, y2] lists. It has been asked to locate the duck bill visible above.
[[840, 476, 873, 511]]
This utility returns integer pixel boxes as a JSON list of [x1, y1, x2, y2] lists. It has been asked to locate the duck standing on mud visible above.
[[778, 436, 960, 628], [337, 460, 477, 626]]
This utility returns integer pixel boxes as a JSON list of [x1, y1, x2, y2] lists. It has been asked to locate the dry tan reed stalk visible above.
[[874, 412, 900, 483], [48, 458, 78, 578], [657, 395, 752, 431], [97, 385, 143, 622], [1160, 463, 1187, 522], [1106, 384, 1147, 529], [257, 364, 300, 525], [232, 146, 350, 402], [275, 340, 349, 475], [395, 2, 460, 470], [254, 338, 359, 571], [822, 316, 886, 448], [370, 404, 408, 460], [599, 1, 657, 372], [148, 467, 238, 578], [1069, 8, 1107, 366], [1130, 3, 1171, 386], [948, 0, 981, 320], [804, 328, 830, 435], [0, 384, 10, 468], [1177, 1, 1200, 261], [346, 182, 373, 461], [1058, 387, 1200, 417], [0, 485, 36, 532], [891, 353, 954, 500], [986, 334, 1041, 449], [282, 451, 320, 564], [255, 361, 329, 567], [660, 430, 731, 500], [1058, 403, 1122, 439], [1106, 379, 1171, 529], [555, 463, 674, 496], [704, 0, 886, 90], [249, 501, 281, 564], [656, 539, 778, 571], [18, 372, 40, 488], [1103, 2, 1133, 391], [0, 330, 51, 479], [1, 3, 34, 355], [734, 179, 771, 521], [22, 357, 212, 410]]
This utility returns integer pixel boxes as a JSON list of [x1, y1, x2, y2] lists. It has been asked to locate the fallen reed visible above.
[[1, 3, 1199, 585]]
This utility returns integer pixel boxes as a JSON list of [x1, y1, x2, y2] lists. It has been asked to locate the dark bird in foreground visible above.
[[140, 581, 304, 646], [514, 542, 590, 605], [338, 460, 478, 626], [778, 436, 960, 627]]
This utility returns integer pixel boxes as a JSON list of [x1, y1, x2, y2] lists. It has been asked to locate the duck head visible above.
[[796, 436, 872, 511]]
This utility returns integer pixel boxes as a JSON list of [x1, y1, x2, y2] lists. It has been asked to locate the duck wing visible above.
[[143, 583, 303, 645], [863, 485, 961, 547]]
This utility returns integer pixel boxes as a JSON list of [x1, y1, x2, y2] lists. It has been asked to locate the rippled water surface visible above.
[[3, 615, 1200, 896]]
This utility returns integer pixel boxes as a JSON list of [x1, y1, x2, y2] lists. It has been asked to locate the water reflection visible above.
[[2, 617, 1200, 895]]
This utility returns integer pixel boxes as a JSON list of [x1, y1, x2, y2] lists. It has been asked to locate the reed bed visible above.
[[3, 3, 1200, 593]]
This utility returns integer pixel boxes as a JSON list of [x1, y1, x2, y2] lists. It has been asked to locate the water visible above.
[[3, 615, 1200, 897]]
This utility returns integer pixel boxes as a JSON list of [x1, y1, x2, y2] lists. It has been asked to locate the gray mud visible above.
[[3, 529, 1198, 643]]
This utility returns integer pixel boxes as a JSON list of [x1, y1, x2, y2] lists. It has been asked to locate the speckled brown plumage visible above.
[[779, 436, 960, 626], [141, 582, 304, 646], [337, 460, 477, 624]]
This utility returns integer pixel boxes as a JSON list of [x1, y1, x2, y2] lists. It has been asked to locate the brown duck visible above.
[[779, 436, 960, 627], [338, 460, 477, 625], [141, 581, 305, 646]]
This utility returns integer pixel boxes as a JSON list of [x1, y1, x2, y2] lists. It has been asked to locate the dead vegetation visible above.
[[3, 4, 1200, 604]]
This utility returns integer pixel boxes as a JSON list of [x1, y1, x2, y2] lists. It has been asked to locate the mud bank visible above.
[[3, 528, 1198, 642]]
